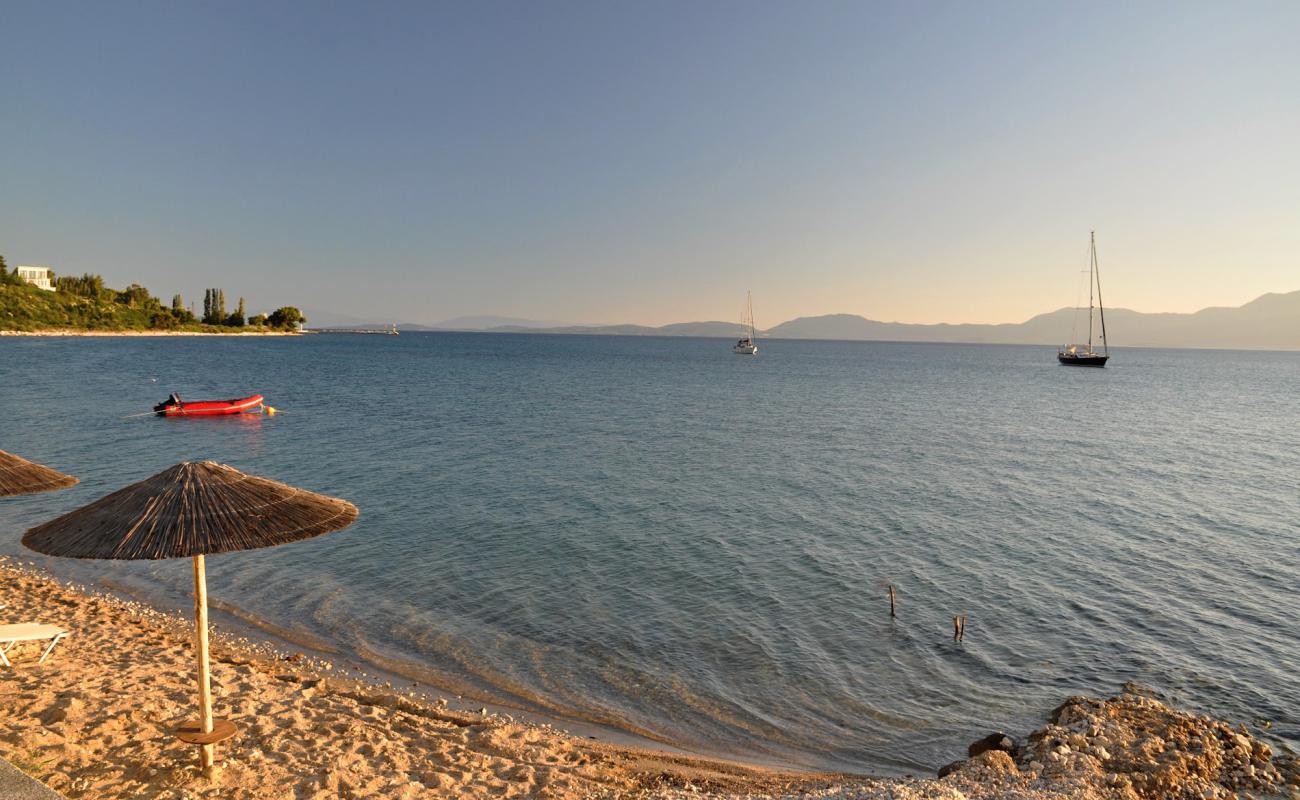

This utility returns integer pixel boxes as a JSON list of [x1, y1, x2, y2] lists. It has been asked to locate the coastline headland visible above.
[[1, 558, 1295, 799], [0, 329, 301, 337]]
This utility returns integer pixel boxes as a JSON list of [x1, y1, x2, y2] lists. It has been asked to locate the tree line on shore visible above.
[[1, 254, 304, 331]]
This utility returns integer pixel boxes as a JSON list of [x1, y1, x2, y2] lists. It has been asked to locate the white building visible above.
[[15, 266, 56, 291]]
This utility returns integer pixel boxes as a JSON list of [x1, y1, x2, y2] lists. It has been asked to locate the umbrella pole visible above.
[[192, 554, 216, 780]]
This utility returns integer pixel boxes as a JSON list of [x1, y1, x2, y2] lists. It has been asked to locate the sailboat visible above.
[[733, 291, 758, 355], [1058, 232, 1110, 367]]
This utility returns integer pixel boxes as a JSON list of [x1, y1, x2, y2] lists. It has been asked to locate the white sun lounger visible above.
[[0, 624, 68, 668]]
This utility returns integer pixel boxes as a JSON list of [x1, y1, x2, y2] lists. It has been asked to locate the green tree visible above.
[[226, 297, 246, 327], [0, 255, 19, 286], [248, 313, 267, 327], [202, 288, 227, 324], [172, 294, 184, 312], [117, 284, 158, 308], [267, 306, 305, 329], [55, 273, 106, 297], [150, 310, 179, 329]]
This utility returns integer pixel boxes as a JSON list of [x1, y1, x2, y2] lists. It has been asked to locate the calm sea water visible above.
[[1, 333, 1297, 773]]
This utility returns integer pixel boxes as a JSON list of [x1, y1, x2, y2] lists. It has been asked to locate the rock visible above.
[[967, 731, 1016, 758], [1049, 701, 1075, 724], [937, 760, 965, 778], [969, 750, 1018, 775], [1275, 753, 1299, 785], [938, 751, 1018, 780]]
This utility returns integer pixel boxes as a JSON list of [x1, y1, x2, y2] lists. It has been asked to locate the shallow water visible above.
[[2, 334, 1297, 773]]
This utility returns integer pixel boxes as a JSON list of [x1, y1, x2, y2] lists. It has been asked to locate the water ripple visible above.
[[1, 335, 1297, 773]]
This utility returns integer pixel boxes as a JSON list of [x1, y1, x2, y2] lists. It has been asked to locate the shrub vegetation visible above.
[[0, 256, 305, 333]]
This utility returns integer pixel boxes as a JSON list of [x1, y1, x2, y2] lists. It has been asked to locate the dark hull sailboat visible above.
[[1057, 351, 1108, 367], [1058, 231, 1111, 368]]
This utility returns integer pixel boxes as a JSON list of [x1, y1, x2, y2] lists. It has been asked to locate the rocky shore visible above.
[[647, 688, 1299, 800]]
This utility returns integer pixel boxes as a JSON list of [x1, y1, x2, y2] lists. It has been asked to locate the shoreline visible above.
[[0, 559, 861, 799], [2, 558, 1296, 799], [92, 571, 727, 771], [1, 329, 301, 337]]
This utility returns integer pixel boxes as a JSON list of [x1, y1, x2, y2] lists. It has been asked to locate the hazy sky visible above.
[[3, 1, 1298, 326]]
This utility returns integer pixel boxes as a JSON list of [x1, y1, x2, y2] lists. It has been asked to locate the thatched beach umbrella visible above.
[[22, 460, 358, 779], [0, 449, 78, 497]]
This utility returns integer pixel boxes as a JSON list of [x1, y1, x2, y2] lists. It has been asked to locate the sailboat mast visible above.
[[1093, 234, 1108, 355], [747, 291, 755, 339], [1087, 232, 1095, 350]]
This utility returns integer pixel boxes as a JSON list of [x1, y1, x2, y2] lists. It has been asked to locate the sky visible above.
[[3, 1, 1298, 327]]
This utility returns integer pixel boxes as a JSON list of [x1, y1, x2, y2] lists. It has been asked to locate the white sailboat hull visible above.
[[732, 291, 759, 355]]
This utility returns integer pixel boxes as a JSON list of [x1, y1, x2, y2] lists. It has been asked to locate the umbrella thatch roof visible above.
[[23, 460, 358, 560], [0, 449, 79, 497]]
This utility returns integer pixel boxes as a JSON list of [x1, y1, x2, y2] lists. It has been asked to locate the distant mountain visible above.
[[489, 323, 660, 335], [485, 320, 742, 337], [431, 315, 573, 330], [657, 321, 745, 337], [305, 290, 1299, 350], [305, 312, 572, 331], [764, 290, 1300, 350]]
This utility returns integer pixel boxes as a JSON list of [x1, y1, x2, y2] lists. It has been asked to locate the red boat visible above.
[[154, 393, 264, 417]]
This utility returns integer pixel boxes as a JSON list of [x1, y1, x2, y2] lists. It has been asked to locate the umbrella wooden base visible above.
[[173, 718, 238, 746]]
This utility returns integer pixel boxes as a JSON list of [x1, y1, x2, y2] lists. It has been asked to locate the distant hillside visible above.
[[656, 321, 744, 337], [765, 290, 1300, 350], [304, 289, 1300, 350], [486, 320, 741, 337], [433, 315, 573, 330], [0, 281, 166, 331]]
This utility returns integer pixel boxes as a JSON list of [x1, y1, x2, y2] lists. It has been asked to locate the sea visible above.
[[1, 333, 1297, 774]]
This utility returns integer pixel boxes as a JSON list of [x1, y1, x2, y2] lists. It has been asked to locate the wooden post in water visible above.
[[192, 555, 216, 780], [888, 585, 896, 618], [953, 615, 960, 641]]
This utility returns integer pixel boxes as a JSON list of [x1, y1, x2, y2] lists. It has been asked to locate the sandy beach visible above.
[[0, 329, 301, 337], [2, 559, 1296, 799], [0, 559, 866, 799]]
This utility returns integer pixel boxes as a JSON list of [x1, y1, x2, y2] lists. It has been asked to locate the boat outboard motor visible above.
[[153, 393, 183, 413]]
